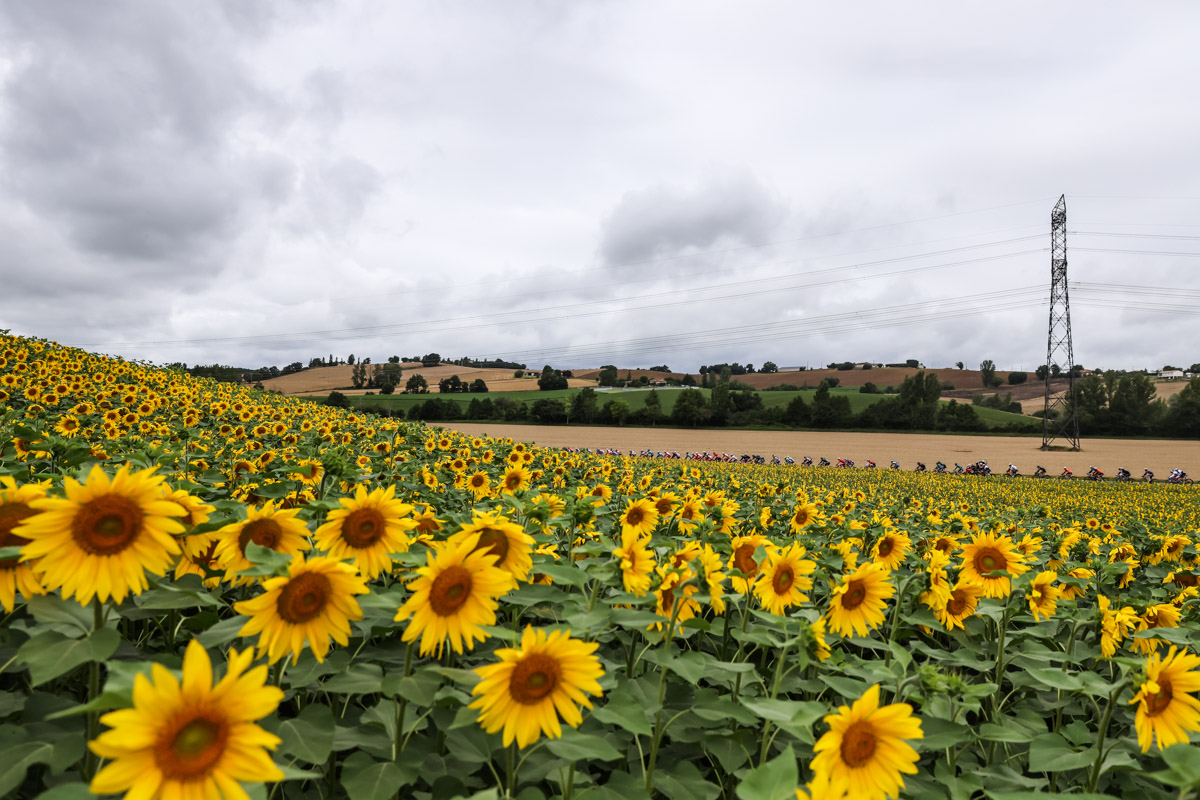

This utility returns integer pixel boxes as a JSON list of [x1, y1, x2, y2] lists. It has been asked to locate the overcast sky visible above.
[[2, 1, 1198, 374]]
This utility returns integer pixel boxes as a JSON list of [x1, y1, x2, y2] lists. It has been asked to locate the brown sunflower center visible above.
[[626, 508, 644, 526], [430, 565, 473, 616], [946, 590, 969, 617], [509, 653, 561, 705], [733, 544, 758, 577], [772, 566, 794, 594], [794, 510, 810, 526], [935, 539, 953, 553], [190, 540, 220, 570], [0, 503, 35, 569], [974, 547, 1006, 576], [157, 715, 228, 779], [72, 494, 142, 556], [1145, 678, 1174, 716], [341, 508, 385, 549], [841, 579, 867, 610], [656, 500, 672, 515], [474, 529, 510, 564], [506, 474, 522, 490], [839, 720, 878, 767], [877, 537, 894, 557], [276, 572, 332, 623], [238, 518, 282, 554]]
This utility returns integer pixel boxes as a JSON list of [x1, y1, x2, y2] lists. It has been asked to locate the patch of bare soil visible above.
[[441, 423, 1198, 477]]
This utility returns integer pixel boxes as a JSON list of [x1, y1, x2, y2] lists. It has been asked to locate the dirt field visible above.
[[442, 423, 1198, 477], [262, 365, 595, 395]]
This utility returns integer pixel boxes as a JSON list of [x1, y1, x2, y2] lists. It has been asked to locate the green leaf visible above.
[[0, 545, 22, 560], [1024, 668, 1084, 691], [1147, 742, 1200, 788], [32, 783, 93, 800], [340, 754, 405, 800], [322, 663, 385, 694], [237, 542, 294, 577], [667, 651, 710, 686], [195, 616, 247, 647], [533, 563, 589, 588], [655, 760, 721, 800], [135, 583, 222, 610], [592, 689, 654, 737], [611, 608, 666, 628], [0, 740, 55, 797], [25, 595, 94, 636], [17, 627, 119, 686], [740, 697, 817, 724], [545, 730, 623, 762], [736, 744, 797, 800], [916, 717, 971, 751], [1026, 732, 1096, 773], [46, 661, 158, 719], [278, 704, 335, 765], [988, 794, 1119, 800]]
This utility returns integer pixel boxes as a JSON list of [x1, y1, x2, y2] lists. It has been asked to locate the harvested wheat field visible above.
[[444, 423, 1198, 476]]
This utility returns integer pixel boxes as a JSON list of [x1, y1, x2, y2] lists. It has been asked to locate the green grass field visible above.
[[315, 386, 1037, 430]]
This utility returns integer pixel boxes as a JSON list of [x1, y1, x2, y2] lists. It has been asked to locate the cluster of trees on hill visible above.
[[1055, 373, 1200, 437]]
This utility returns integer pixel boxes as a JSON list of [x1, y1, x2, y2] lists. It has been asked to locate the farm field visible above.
[[444, 423, 1197, 480], [319, 386, 1037, 428], [262, 363, 594, 395], [3, 332, 1200, 800]]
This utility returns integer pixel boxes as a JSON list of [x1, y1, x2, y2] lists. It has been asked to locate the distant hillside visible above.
[[262, 364, 596, 395]]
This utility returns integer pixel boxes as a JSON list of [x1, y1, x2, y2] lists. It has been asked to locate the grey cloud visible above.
[[598, 170, 788, 267]]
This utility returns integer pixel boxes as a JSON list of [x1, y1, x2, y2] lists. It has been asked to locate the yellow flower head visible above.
[[754, 543, 816, 615], [811, 684, 923, 800], [314, 483, 416, 579], [469, 626, 604, 748], [448, 510, 536, 583], [825, 563, 894, 638], [89, 641, 284, 799], [1131, 646, 1200, 752], [17, 464, 185, 605]]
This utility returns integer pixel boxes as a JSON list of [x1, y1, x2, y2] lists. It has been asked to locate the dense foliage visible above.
[[2, 332, 1200, 799]]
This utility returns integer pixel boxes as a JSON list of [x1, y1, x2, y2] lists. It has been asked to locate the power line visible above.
[[1073, 247, 1200, 258], [72, 243, 1045, 350]]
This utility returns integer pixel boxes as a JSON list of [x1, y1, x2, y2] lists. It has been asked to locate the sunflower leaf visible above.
[[17, 628, 119, 686], [278, 703, 335, 765], [735, 744, 797, 800], [545, 730, 623, 762], [0, 739, 55, 798]]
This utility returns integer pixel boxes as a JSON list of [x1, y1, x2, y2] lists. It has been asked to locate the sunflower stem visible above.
[[643, 594, 682, 794], [505, 742, 517, 798], [990, 594, 1014, 722], [85, 599, 105, 780], [1085, 680, 1128, 793], [563, 763, 575, 800], [393, 644, 414, 759], [758, 624, 791, 766]]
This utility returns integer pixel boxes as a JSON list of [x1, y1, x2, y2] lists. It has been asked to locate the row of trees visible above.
[[399, 373, 996, 432], [1062, 373, 1200, 437]]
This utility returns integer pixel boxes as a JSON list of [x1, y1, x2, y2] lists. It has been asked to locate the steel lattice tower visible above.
[[1041, 194, 1080, 450]]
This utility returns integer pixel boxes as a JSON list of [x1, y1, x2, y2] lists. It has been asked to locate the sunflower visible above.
[[448, 510, 536, 583], [466, 471, 492, 499], [958, 532, 1029, 598], [1099, 595, 1139, 658], [235, 556, 368, 664], [1131, 646, 1200, 752], [808, 618, 832, 662], [394, 534, 514, 656], [933, 581, 982, 631], [174, 532, 223, 588], [214, 502, 311, 585], [16, 464, 185, 605], [871, 531, 911, 571], [313, 484, 416, 579], [89, 640, 284, 800], [653, 564, 701, 631], [811, 684, 923, 800], [469, 626, 604, 748], [620, 498, 659, 538], [796, 768, 849, 800], [754, 543, 816, 615], [612, 529, 655, 596], [501, 465, 531, 494], [789, 502, 819, 533], [1026, 571, 1059, 622], [697, 544, 727, 614], [1060, 567, 1094, 601], [0, 476, 48, 611], [1131, 604, 1183, 655], [728, 534, 771, 594], [825, 562, 894, 638]]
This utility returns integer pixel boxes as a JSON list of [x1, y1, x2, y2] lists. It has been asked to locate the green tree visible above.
[[597, 365, 619, 387], [1036, 364, 1050, 381], [601, 399, 631, 426], [570, 387, 599, 423], [531, 397, 567, 423], [538, 365, 568, 391], [811, 384, 852, 428], [405, 374, 428, 394], [644, 389, 662, 425], [469, 378, 489, 393], [325, 391, 350, 409], [1008, 371, 1027, 385], [709, 383, 732, 425], [1108, 373, 1162, 434], [980, 359, 996, 387], [1164, 377, 1200, 437], [760, 361, 778, 373], [681, 373, 696, 387], [955, 361, 964, 370], [672, 389, 710, 427]]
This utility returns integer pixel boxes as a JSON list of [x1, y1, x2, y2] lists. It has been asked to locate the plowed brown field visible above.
[[442, 423, 1198, 477]]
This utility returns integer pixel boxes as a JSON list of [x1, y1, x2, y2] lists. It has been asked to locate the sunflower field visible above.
[[3, 331, 1200, 800]]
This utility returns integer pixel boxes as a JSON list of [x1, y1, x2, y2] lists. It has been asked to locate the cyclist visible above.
[[1033, 465, 1047, 478], [1143, 468, 1155, 482], [915, 462, 926, 472]]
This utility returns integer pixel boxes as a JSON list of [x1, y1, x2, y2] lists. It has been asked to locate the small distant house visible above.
[[1159, 369, 1185, 379]]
